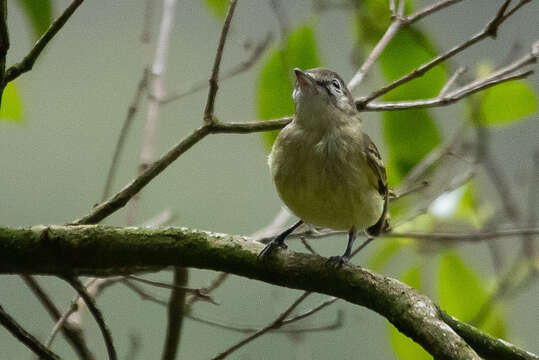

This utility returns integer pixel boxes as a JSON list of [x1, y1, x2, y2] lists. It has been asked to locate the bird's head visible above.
[[292, 68, 357, 128]]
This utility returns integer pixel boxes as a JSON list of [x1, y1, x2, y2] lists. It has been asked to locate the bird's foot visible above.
[[258, 239, 288, 259], [326, 255, 349, 268]]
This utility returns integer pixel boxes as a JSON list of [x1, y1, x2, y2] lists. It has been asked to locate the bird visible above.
[[258, 67, 389, 266]]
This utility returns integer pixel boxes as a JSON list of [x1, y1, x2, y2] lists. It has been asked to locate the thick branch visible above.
[[3, 225, 537, 360]]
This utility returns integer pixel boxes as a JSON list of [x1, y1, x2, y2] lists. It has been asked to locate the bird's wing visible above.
[[362, 132, 388, 197], [363, 132, 390, 235]]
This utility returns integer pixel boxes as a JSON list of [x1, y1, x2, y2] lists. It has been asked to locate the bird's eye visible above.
[[331, 79, 341, 90]]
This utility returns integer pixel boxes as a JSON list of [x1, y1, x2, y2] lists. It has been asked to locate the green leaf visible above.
[[438, 251, 505, 338], [379, 29, 446, 100], [389, 266, 431, 360], [355, 0, 415, 44], [256, 25, 321, 149], [480, 81, 537, 127], [378, 28, 445, 185], [0, 82, 23, 123], [17, 0, 52, 39], [383, 109, 441, 185], [203, 0, 229, 19]]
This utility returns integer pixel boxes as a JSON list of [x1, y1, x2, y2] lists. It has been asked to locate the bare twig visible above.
[[159, 33, 271, 105], [438, 66, 466, 97], [0, 0, 9, 87], [203, 0, 239, 125], [405, 0, 467, 25], [186, 272, 229, 306], [210, 117, 292, 133], [0, 304, 61, 360], [187, 309, 342, 334], [21, 275, 94, 360], [101, 69, 149, 201], [63, 276, 117, 360], [300, 237, 318, 255], [122, 280, 168, 306], [348, 0, 467, 90], [523, 150, 539, 258], [361, 69, 534, 111], [355, 0, 533, 108], [125, 275, 216, 304], [211, 292, 311, 360], [137, 0, 178, 176], [46, 278, 121, 349], [46, 298, 79, 348], [384, 228, 539, 242], [71, 125, 211, 225], [348, 0, 404, 90], [161, 267, 188, 360], [3, 0, 84, 84]]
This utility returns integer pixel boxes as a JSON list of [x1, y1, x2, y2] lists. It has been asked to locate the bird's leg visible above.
[[327, 228, 357, 267], [258, 220, 303, 259]]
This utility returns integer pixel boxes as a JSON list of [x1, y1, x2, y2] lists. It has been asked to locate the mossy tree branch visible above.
[[1, 225, 537, 360]]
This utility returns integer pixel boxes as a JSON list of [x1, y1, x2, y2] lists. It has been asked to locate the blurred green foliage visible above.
[[438, 251, 506, 338], [479, 81, 537, 127], [16, 0, 52, 39], [203, 0, 228, 19], [0, 82, 23, 123], [256, 24, 321, 149]]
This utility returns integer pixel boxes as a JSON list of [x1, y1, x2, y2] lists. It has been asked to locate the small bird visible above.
[[259, 68, 389, 266]]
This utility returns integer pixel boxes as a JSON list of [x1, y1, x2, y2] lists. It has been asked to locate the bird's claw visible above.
[[258, 240, 287, 259], [326, 255, 349, 268]]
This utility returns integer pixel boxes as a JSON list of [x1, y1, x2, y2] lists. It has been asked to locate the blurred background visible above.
[[1, 0, 538, 359]]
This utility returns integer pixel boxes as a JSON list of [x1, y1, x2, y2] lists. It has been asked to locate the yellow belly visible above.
[[269, 125, 383, 231]]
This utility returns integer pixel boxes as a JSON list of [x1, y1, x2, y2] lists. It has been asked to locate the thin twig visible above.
[[361, 68, 534, 111], [46, 299, 78, 348], [0, 0, 9, 87], [438, 66, 466, 97], [3, 0, 84, 83], [125, 275, 216, 304], [21, 275, 94, 360], [0, 304, 61, 360], [523, 150, 539, 258], [161, 267, 188, 360], [348, 0, 404, 90], [348, 0, 467, 90], [122, 280, 168, 306], [187, 312, 343, 334], [133, 0, 178, 212], [384, 228, 539, 242], [405, 0, 467, 25], [101, 69, 149, 201], [71, 125, 211, 225], [63, 276, 117, 360], [211, 292, 311, 360], [203, 0, 239, 125], [300, 237, 318, 255], [159, 33, 271, 105], [186, 272, 229, 306], [355, 0, 532, 108]]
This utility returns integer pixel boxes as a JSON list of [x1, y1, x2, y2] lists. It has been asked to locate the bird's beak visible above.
[[294, 68, 315, 90]]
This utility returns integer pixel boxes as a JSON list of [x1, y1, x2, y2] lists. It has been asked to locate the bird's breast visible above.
[[269, 126, 383, 230]]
